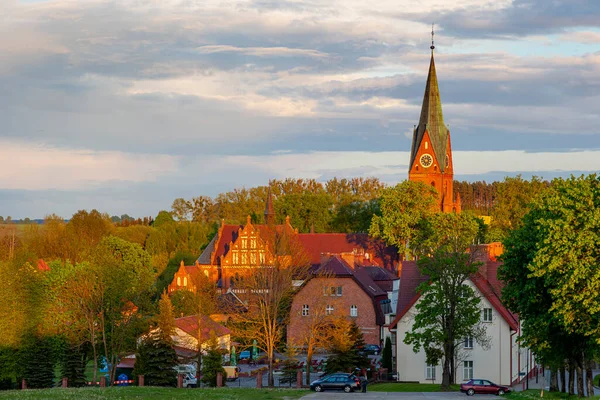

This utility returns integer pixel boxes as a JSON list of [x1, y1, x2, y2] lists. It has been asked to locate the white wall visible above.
[[395, 280, 519, 386]]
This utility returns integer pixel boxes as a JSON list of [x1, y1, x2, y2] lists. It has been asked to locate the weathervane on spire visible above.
[[430, 23, 435, 51]]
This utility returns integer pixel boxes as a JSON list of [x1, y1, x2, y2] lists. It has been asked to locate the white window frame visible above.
[[483, 308, 493, 322], [464, 336, 473, 349], [463, 361, 473, 380], [326, 305, 334, 315], [350, 305, 358, 317], [302, 304, 309, 317], [426, 363, 436, 380]]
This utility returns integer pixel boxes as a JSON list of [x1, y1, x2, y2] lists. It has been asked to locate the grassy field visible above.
[[0, 387, 306, 400], [505, 390, 600, 400], [369, 382, 460, 392]]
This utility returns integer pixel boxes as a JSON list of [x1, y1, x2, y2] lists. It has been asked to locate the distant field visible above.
[[0, 224, 34, 236], [0, 387, 306, 399]]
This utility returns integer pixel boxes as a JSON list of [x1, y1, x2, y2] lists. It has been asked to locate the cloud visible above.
[[0, 139, 181, 190]]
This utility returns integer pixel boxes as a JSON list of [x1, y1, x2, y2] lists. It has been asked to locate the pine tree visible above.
[[381, 337, 393, 371], [20, 334, 56, 388], [325, 320, 370, 374], [134, 292, 178, 387], [201, 331, 226, 387], [59, 343, 88, 387]]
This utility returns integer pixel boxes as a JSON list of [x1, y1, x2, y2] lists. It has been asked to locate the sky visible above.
[[1, 0, 600, 219]]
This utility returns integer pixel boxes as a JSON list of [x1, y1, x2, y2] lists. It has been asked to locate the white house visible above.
[[172, 314, 231, 357], [389, 258, 531, 386]]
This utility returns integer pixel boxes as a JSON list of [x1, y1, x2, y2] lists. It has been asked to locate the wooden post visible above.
[[217, 372, 223, 387], [100, 376, 106, 388], [256, 372, 262, 388], [62, 377, 68, 388], [21, 379, 27, 390], [138, 375, 144, 387], [296, 369, 302, 388], [177, 374, 183, 388]]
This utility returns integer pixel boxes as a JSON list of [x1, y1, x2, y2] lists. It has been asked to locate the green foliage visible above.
[[275, 192, 333, 233], [201, 333, 226, 387], [325, 321, 370, 374], [331, 199, 380, 233], [59, 343, 88, 388], [381, 337, 393, 371], [155, 251, 198, 296], [499, 174, 600, 370], [370, 181, 438, 259], [404, 213, 487, 388], [19, 334, 56, 389], [153, 211, 175, 228]]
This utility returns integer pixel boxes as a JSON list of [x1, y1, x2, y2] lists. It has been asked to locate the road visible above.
[[301, 391, 465, 399]]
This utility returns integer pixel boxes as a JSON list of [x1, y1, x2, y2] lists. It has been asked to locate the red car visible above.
[[460, 379, 511, 396]]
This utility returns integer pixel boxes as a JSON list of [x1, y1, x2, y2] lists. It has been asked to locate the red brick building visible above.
[[288, 255, 398, 347]]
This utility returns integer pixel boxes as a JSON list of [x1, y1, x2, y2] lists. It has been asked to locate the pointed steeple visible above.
[[410, 39, 449, 172], [264, 185, 275, 225]]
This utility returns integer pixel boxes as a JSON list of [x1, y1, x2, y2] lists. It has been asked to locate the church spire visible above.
[[409, 26, 449, 173], [264, 185, 275, 225]]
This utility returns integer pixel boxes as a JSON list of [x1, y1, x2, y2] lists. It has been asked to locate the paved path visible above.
[[301, 392, 465, 399]]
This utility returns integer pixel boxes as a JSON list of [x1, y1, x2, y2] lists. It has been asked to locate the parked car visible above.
[[239, 350, 251, 360], [363, 344, 381, 355], [310, 373, 361, 393], [181, 373, 197, 388], [460, 379, 511, 396]]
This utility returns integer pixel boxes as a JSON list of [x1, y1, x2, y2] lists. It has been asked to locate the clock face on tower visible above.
[[420, 153, 433, 168]]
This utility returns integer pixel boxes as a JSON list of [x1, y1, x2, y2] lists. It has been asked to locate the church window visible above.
[[242, 239, 247, 249], [241, 253, 248, 264], [204, 270, 209, 278], [251, 238, 256, 248], [233, 252, 239, 264], [302, 305, 309, 316], [259, 252, 265, 264], [251, 253, 257, 264], [425, 141, 428, 149], [177, 277, 181, 286]]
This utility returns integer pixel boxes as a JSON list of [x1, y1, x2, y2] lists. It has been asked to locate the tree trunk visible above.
[[268, 348, 274, 387], [585, 364, 594, 397], [441, 352, 451, 390], [550, 369, 559, 392], [576, 364, 584, 398], [569, 364, 575, 395], [305, 347, 313, 385], [560, 366, 566, 393]]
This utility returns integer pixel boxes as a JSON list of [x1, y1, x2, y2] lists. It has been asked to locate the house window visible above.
[[232, 252, 239, 264], [337, 286, 342, 296], [463, 361, 473, 380], [483, 308, 493, 322], [242, 239, 247, 249], [380, 299, 392, 314], [302, 305, 309, 316], [183, 277, 188, 287], [177, 277, 181, 286], [326, 305, 334, 315], [251, 253, 257, 264], [350, 305, 358, 317], [426, 363, 436, 380], [464, 336, 473, 349], [241, 253, 248, 264]]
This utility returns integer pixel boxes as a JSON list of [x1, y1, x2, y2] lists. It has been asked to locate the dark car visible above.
[[460, 379, 511, 396], [310, 373, 361, 393], [363, 344, 381, 355]]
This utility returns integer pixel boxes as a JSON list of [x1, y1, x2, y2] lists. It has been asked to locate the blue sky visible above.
[[1, 0, 599, 219]]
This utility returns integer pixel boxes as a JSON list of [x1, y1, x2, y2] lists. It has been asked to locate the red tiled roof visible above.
[[175, 315, 231, 343], [389, 260, 518, 331]]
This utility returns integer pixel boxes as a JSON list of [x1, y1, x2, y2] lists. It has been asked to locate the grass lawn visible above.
[[505, 390, 600, 400], [369, 382, 460, 392], [0, 387, 306, 400]]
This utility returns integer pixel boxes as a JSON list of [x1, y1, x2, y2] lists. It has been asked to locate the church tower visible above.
[[264, 185, 275, 225], [408, 30, 461, 213]]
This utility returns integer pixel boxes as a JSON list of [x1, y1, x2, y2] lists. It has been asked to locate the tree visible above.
[[370, 181, 438, 260], [19, 334, 56, 388], [381, 336, 393, 372], [404, 212, 489, 389], [226, 226, 311, 387], [134, 292, 178, 387], [325, 320, 370, 374], [154, 211, 175, 228], [201, 332, 226, 387], [275, 191, 333, 233], [499, 174, 600, 397]]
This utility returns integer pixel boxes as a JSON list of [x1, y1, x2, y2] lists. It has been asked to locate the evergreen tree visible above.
[[381, 336, 392, 371], [325, 320, 370, 374], [201, 332, 226, 387], [59, 342, 88, 387], [134, 292, 178, 387], [19, 334, 56, 388]]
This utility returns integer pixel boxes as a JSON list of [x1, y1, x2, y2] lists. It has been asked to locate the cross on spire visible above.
[[430, 23, 435, 51]]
